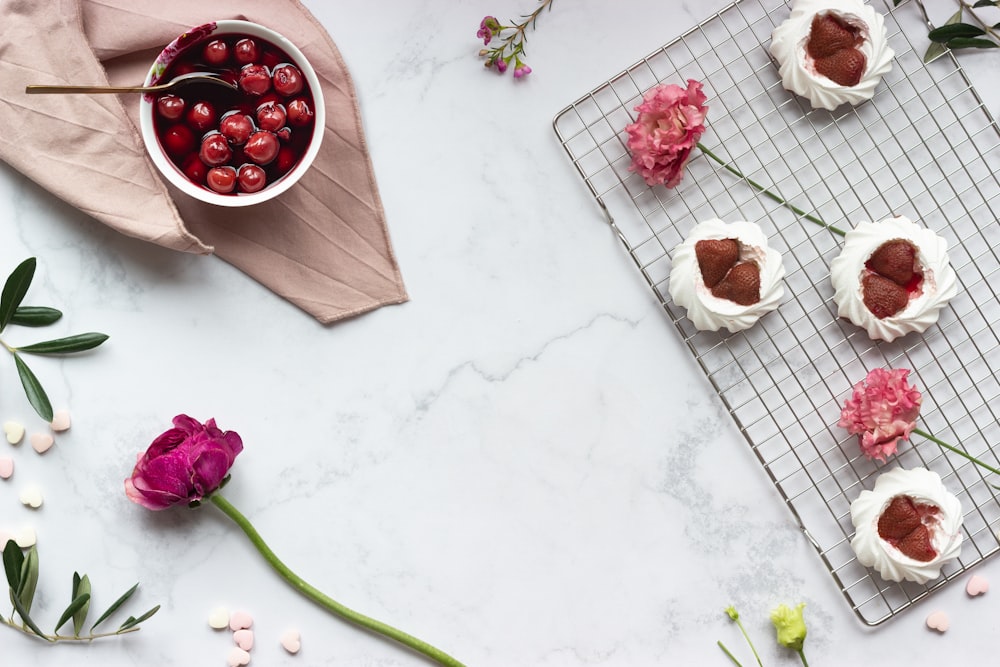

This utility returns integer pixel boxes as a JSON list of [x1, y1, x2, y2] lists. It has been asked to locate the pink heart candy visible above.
[[926, 610, 949, 633], [233, 629, 254, 651], [0, 457, 13, 479], [967, 574, 989, 597], [30, 433, 54, 454], [229, 610, 253, 631], [226, 647, 251, 667], [50, 409, 71, 432], [280, 629, 301, 654]]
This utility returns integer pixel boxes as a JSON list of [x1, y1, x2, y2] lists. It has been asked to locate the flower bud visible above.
[[770, 603, 807, 651]]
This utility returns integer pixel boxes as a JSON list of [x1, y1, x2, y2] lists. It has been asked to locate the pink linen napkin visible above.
[[0, 0, 407, 323]]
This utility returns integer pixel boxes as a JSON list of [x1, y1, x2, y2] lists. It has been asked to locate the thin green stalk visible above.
[[209, 494, 465, 667], [798, 648, 810, 667], [696, 142, 847, 237], [913, 427, 1000, 477], [0, 615, 140, 641], [717, 640, 745, 666], [734, 616, 763, 667]]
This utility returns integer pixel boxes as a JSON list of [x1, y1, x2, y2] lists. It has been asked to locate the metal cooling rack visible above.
[[554, 0, 1000, 625]]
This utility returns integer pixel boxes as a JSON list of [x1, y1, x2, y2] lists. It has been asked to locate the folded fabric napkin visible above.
[[0, 0, 407, 323]]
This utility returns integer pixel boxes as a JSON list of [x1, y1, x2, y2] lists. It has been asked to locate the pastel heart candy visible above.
[[50, 410, 71, 432], [4, 421, 24, 444], [926, 610, 949, 633], [280, 629, 301, 654], [967, 574, 989, 597], [30, 433, 54, 454], [233, 629, 254, 651], [0, 457, 12, 479], [208, 607, 230, 630], [226, 647, 251, 667], [229, 610, 253, 631], [15, 527, 36, 548], [19, 485, 43, 508]]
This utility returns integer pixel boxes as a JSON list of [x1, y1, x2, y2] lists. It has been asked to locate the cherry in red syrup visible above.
[[199, 133, 232, 166], [157, 95, 186, 120], [244, 131, 280, 165], [256, 102, 286, 132], [237, 164, 267, 193], [162, 124, 195, 157], [203, 39, 230, 66], [286, 98, 314, 127], [272, 64, 303, 96], [186, 101, 217, 132], [239, 64, 272, 96], [219, 112, 254, 145], [207, 166, 237, 193], [233, 38, 259, 64]]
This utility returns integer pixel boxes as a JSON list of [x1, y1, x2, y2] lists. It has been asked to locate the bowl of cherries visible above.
[[139, 20, 325, 206]]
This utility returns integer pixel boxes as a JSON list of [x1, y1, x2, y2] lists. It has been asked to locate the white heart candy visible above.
[[280, 629, 301, 654], [226, 647, 251, 667], [233, 629, 254, 651], [30, 433, 54, 454], [4, 421, 24, 445], [50, 410, 71, 432], [15, 527, 36, 548], [19, 485, 43, 508], [229, 610, 253, 631], [0, 457, 13, 479], [208, 607, 230, 630]]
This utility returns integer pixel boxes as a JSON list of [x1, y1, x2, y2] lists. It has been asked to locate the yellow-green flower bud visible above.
[[770, 603, 807, 651]]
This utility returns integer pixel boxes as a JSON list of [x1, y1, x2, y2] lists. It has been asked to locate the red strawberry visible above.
[[867, 240, 917, 286], [695, 239, 740, 288], [896, 524, 937, 562], [862, 273, 908, 318], [711, 262, 760, 306], [807, 13, 862, 59], [877, 496, 922, 540], [815, 49, 867, 87]]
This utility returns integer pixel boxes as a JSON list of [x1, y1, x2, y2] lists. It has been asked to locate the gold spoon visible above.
[[25, 72, 238, 95]]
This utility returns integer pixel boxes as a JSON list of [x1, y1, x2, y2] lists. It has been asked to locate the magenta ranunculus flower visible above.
[[625, 79, 709, 188], [125, 414, 243, 510], [838, 368, 922, 462]]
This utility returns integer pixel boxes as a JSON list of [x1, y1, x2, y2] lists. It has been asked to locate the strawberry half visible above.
[[695, 239, 740, 288], [814, 49, 866, 88], [862, 273, 908, 319], [897, 525, 937, 562], [876, 495, 940, 562], [710, 261, 761, 306], [867, 240, 917, 286], [807, 13, 862, 59]]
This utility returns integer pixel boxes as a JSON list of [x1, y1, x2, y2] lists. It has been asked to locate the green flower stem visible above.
[[696, 142, 847, 237], [798, 648, 810, 667], [733, 616, 763, 667], [0, 615, 140, 641], [913, 427, 1000, 477], [209, 494, 465, 667], [717, 640, 745, 666]]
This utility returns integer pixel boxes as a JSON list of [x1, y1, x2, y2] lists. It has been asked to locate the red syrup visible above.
[[152, 33, 317, 196], [877, 495, 940, 562]]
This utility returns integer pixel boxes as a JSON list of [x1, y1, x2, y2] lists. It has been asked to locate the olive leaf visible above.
[[973, 0, 998, 7], [15, 333, 109, 355], [10, 591, 50, 640], [3, 539, 24, 590], [945, 36, 1000, 49], [924, 8, 965, 63], [54, 593, 91, 634], [118, 605, 160, 631], [0, 258, 35, 333], [10, 306, 62, 327], [13, 353, 53, 422], [71, 573, 91, 636], [91, 582, 139, 631], [928, 22, 986, 42], [16, 547, 39, 613]]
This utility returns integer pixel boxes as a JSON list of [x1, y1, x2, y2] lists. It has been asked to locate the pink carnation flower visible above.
[[625, 79, 708, 188], [838, 368, 922, 462]]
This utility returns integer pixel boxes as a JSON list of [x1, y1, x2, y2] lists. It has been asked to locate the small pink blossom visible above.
[[838, 368, 922, 462], [513, 65, 532, 79], [478, 16, 498, 45], [496, 58, 508, 74], [625, 79, 708, 188]]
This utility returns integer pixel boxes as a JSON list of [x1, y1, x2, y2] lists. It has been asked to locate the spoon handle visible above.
[[25, 84, 159, 94]]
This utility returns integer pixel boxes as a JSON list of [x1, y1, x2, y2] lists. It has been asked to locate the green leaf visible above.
[[0, 258, 36, 333], [972, 0, 997, 7], [16, 546, 39, 613], [16, 332, 109, 355], [72, 573, 91, 636], [13, 353, 53, 422], [3, 540, 24, 590], [117, 604, 159, 631], [928, 22, 985, 42], [54, 593, 91, 634], [90, 582, 138, 631], [10, 306, 63, 327], [10, 589, 51, 640], [946, 36, 1000, 49], [924, 8, 965, 62]]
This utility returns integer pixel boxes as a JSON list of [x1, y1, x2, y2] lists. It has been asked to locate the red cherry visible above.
[[186, 101, 217, 132], [276, 127, 292, 142], [161, 124, 195, 157], [275, 146, 297, 174], [286, 98, 314, 127], [219, 112, 255, 145], [206, 166, 237, 194], [237, 164, 268, 193], [203, 39, 230, 66], [243, 131, 280, 165], [233, 38, 259, 65], [255, 102, 287, 132], [181, 154, 208, 184], [272, 64, 304, 96], [239, 64, 272, 96], [198, 132, 232, 166], [156, 94, 186, 120]]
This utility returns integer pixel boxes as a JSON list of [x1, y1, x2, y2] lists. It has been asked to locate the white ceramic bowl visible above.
[[139, 20, 325, 207]]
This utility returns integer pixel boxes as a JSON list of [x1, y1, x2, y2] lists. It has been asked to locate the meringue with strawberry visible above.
[[769, 0, 894, 111], [830, 215, 957, 342], [668, 218, 785, 333], [850, 467, 963, 584]]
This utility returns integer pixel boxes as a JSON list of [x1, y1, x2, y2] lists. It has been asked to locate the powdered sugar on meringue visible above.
[[830, 215, 957, 342], [668, 218, 785, 333], [769, 0, 894, 111]]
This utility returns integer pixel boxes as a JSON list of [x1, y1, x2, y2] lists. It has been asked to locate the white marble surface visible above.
[[2, 1, 1000, 665]]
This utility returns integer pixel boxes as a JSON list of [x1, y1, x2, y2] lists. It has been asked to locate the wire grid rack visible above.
[[553, 0, 1000, 626]]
